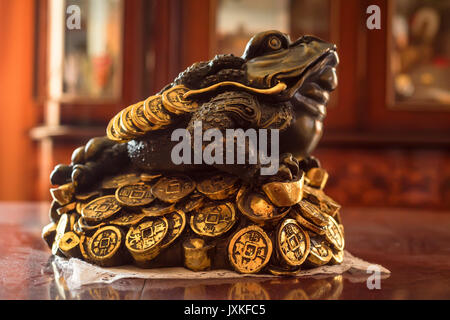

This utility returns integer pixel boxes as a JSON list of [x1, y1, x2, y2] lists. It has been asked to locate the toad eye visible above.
[[267, 36, 282, 50]]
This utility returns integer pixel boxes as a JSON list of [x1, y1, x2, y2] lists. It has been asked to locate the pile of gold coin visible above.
[[43, 166, 345, 275], [106, 85, 199, 143]]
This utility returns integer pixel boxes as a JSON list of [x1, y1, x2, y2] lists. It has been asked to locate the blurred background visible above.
[[0, 0, 449, 210]]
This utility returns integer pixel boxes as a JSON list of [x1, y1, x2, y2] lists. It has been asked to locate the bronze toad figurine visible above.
[[44, 31, 344, 274]]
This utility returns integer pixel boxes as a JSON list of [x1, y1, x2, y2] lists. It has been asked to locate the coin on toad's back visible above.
[[227, 282, 270, 300], [160, 210, 186, 249], [112, 111, 135, 140], [276, 218, 310, 267], [141, 201, 176, 217], [330, 248, 344, 265], [130, 102, 161, 132], [81, 195, 122, 223], [197, 173, 239, 200], [87, 225, 125, 267], [101, 173, 140, 189], [120, 105, 145, 137], [190, 202, 236, 237], [152, 175, 196, 203], [107, 117, 127, 143], [290, 206, 326, 235], [162, 85, 199, 114], [228, 225, 272, 274], [324, 215, 345, 251], [109, 211, 147, 226], [115, 183, 155, 207], [143, 95, 172, 126], [125, 217, 168, 264], [297, 200, 329, 227], [306, 233, 332, 266]]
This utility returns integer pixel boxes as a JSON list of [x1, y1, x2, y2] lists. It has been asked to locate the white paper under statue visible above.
[[53, 251, 390, 291]]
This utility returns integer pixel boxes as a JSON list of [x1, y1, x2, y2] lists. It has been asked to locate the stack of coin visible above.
[[106, 85, 200, 143], [43, 165, 346, 275]]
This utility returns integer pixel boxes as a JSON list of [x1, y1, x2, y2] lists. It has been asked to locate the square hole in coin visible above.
[[243, 242, 258, 260], [141, 227, 153, 239], [99, 238, 110, 249], [287, 234, 300, 251], [205, 213, 219, 224]]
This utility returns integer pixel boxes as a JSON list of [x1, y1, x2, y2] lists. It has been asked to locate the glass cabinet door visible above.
[[389, 0, 450, 109]]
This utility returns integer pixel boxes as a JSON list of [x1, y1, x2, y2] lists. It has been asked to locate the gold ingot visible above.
[[52, 213, 69, 255], [75, 190, 100, 202], [81, 195, 122, 223], [297, 200, 329, 227], [75, 201, 87, 215], [130, 102, 161, 132], [228, 225, 272, 274], [141, 201, 176, 217], [197, 173, 239, 200], [262, 174, 304, 207], [42, 222, 57, 249], [115, 183, 155, 207], [140, 172, 162, 182], [152, 175, 196, 203], [87, 225, 125, 267], [109, 211, 147, 226], [306, 233, 332, 266], [120, 105, 145, 137], [182, 238, 214, 271], [290, 205, 327, 235], [276, 218, 310, 267], [50, 183, 75, 206], [101, 173, 140, 189], [190, 202, 236, 237], [56, 202, 76, 216], [59, 231, 81, 258], [143, 95, 172, 126], [330, 249, 344, 265], [125, 217, 168, 266], [228, 282, 270, 300], [161, 210, 186, 249], [162, 85, 199, 114], [237, 186, 289, 226], [306, 168, 328, 190], [324, 215, 345, 251], [303, 185, 341, 217]]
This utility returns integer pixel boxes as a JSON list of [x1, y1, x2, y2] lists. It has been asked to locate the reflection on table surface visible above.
[[0, 202, 449, 300]]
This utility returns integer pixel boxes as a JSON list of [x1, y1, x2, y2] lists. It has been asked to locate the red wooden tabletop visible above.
[[0, 202, 449, 300]]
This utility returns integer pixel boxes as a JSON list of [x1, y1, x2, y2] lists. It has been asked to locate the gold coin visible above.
[[81, 195, 122, 223], [75, 190, 100, 201], [152, 175, 196, 203], [109, 211, 147, 226], [190, 202, 236, 237], [141, 201, 176, 217], [115, 183, 155, 207], [161, 85, 199, 114], [143, 95, 172, 126], [101, 173, 140, 189], [125, 217, 168, 264], [228, 225, 272, 274], [76, 216, 106, 234], [42, 222, 57, 249], [177, 192, 205, 212], [228, 282, 270, 300], [106, 116, 127, 143], [268, 265, 301, 277], [52, 213, 69, 255], [277, 218, 310, 266], [307, 234, 332, 266], [59, 231, 81, 258], [87, 225, 124, 267], [236, 186, 289, 225], [297, 200, 329, 227], [130, 102, 161, 132], [324, 215, 345, 251], [196, 173, 239, 200], [303, 185, 341, 216], [112, 111, 135, 140], [160, 210, 186, 249], [79, 235, 93, 263], [56, 202, 76, 216], [140, 172, 162, 182], [120, 105, 145, 137], [290, 205, 326, 235], [330, 248, 344, 265]]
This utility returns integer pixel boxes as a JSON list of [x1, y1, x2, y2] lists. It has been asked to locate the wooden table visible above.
[[0, 202, 449, 300]]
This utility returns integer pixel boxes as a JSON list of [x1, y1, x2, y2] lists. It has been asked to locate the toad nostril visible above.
[[318, 66, 337, 91]]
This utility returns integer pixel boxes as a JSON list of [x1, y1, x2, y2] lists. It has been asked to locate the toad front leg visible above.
[[50, 137, 130, 191]]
